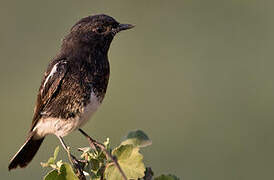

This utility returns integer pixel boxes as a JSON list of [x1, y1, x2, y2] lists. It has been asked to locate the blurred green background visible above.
[[1, 0, 274, 179]]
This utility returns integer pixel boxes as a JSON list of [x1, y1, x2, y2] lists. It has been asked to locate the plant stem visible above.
[[79, 128, 128, 180], [58, 136, 86, 180]]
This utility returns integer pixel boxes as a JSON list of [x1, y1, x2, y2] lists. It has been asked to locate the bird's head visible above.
[[62, 14, 134, 53]]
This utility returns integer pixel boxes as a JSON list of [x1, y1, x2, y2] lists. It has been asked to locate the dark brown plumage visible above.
[[8, 14, 134, 170]]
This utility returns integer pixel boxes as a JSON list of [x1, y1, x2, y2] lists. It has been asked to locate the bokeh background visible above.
[[1, 0, 274, 179]]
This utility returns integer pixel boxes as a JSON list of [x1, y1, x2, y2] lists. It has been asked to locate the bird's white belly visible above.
[[78, 92, 101, 128], [34, 92, 101, 137]]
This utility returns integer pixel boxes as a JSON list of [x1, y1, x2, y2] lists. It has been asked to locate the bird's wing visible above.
[[30, 59, 68, 131]]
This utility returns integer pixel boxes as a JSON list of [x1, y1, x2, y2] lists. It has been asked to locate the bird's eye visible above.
[[94, 26, 107, 34]]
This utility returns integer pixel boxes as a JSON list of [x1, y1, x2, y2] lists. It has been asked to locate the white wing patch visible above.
[[43, 62, 59, 88]]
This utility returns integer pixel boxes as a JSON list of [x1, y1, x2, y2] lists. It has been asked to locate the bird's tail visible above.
[[8, 131, 44, 170]]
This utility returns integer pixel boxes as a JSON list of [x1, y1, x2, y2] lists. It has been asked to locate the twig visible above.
[[67, 151, 86, 180], [79, 128, 128, 180], [58, 136, 86, 180], [138, 167, 154, 180]]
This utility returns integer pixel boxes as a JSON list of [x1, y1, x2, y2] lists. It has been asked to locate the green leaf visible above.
[[105, 144, 145, 180], [154, 174, 180, 180], [86, 158, 100, 172], [121, 130, 152, 148], [113, 144, 134, 160], [44, 169, 59, 180], [53, 146, 60, 161], [43, 162, 78, 180], [41, 146, 60, 168], [61, 163, 79, 180]]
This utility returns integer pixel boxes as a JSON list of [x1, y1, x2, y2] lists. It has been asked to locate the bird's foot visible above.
[[69, 154, 86, 180]]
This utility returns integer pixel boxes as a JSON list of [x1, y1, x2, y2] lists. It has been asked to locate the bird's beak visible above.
[[112, 24, 135, 34], [117, 23, 135, 31], [111, 23, 134, 35]]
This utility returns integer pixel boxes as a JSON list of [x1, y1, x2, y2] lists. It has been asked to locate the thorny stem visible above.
[[79, 128, 128, 180]]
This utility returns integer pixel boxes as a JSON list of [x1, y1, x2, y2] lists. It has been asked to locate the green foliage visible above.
[[41, 146, 60, 169], [41, 130, 179, 180], [44, 163, 79, 180], [105, 144, 145, 179], [41, 146, 78, 180], [121, 130, 152, 148]]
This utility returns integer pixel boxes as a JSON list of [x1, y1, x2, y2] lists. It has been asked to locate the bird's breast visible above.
[[78, 91, 101, 127]]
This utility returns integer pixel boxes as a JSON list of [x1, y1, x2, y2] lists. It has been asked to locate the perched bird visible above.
[[8, 14, 134, 170]]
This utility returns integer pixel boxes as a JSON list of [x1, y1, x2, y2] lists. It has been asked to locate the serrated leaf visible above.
[[154, 174, 180, 180], [121, 130, 152, 148], [44, 163, 78, 180], [105, 144, 145, 180]]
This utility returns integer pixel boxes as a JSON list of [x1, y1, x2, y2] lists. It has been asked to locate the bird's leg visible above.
[[57, 136, 76, 160], [78, 128, 128, 180], [57, 136, 86, 180], [78, 129, 99, 150], [57, 136, 69, 152], [57, 136, 80, 164]]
